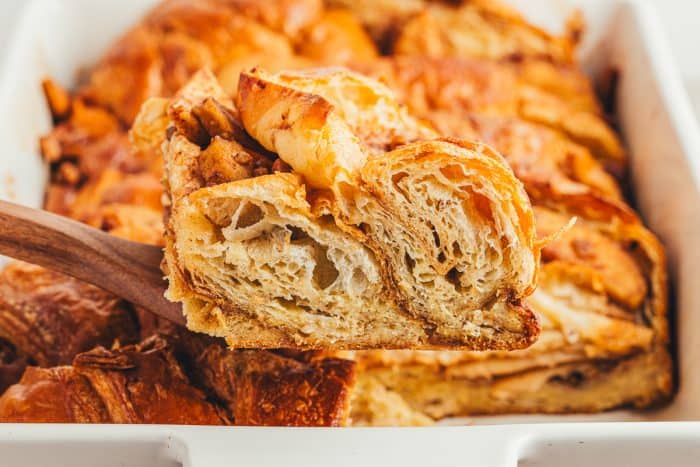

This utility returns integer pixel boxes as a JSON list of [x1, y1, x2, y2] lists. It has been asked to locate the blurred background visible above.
[[0, 0, 698, 120]]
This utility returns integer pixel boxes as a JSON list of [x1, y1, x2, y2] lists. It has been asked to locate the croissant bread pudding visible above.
[[161, 68, 541, 350], [352, 201, 670, 421], [0, 0, 673, 426]]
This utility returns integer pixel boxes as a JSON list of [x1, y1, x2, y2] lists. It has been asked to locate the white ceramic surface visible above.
[[1, 422, 700, 467], [1, 1, 700, 465]]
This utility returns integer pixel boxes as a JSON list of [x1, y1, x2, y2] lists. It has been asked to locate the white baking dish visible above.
[[1, 0, 700, 465]]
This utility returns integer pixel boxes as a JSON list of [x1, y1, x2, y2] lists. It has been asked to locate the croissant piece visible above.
[[81, 0, 323, 125], [0, 262, 139, 368], [350, 139, 540, 343], [354, 348, 671, 419], [136, 313, 356, 426], [393, 1, 578, 64], [0, 337, 227, 424], [324, 0, 426, 50], [297, 9, 379, 64], [351, 56, 626, 177], [197, 345, 355, 426], [162, 68, 540, 349], [237, 68, 436, 188]]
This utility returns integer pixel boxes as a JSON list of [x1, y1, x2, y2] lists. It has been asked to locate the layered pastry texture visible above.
[[1, 0, 673, 424], [354, 202, 670, 419], [161, 69, 540, 349]]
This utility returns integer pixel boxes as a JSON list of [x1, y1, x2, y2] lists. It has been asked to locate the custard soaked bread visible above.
[[353, 199, 671, 419], [162, 69, 541, 350]]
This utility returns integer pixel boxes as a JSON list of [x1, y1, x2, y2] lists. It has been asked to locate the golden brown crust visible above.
[[324, 0, 425, 50], [185, 0, 323, 37], [297, 9, 379, 64], [0, 262, 139, 368], [393, 1, 577, 64], [79, 0, 323, 125], [135, 314, 356, 426], [351, 56, 626, 179], [224, 350, 355, 426], [0, 337, 228, 424]]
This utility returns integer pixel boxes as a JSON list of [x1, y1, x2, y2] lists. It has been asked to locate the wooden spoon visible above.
[[0, 200, 185, 326]]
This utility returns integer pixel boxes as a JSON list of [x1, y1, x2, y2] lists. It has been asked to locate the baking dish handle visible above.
[[179, 427, 521, 467]]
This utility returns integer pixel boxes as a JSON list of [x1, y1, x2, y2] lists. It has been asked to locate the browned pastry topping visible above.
[[136, 314, 355, 426], [0, 339, 28, 395], [535, 207, 647, 310], [147, 0, 323, 40], [0, 262, 139, 368], [0, 337, 228, 424], [392, 1, 578, 64], [463, 115, 622, 202], [81, 0, 322, 124], [199, 346, 355, 426], [296, 9, 379, 63], [351, 56, 625, 184], [324, 0, 426, 51], [87, 204, 165, 246]]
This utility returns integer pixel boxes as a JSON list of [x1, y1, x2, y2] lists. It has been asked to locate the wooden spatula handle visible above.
[[0, 200, 185, 326]]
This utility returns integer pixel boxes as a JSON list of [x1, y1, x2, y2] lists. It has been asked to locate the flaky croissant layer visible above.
[[162, 68, 541, 350]]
